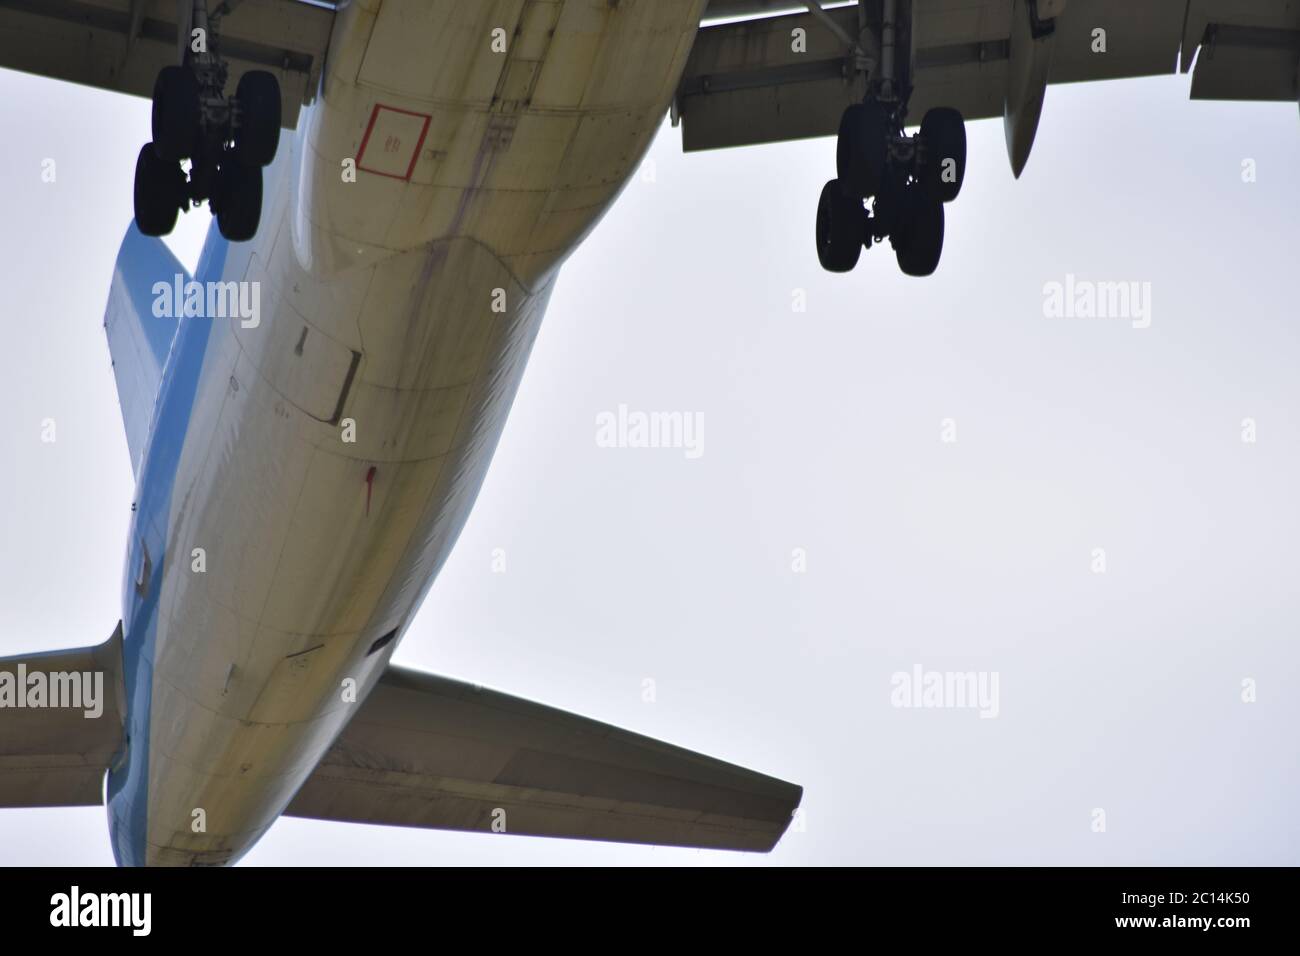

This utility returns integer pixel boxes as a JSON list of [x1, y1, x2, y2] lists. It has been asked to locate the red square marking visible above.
[[356, 104, 432, 181]]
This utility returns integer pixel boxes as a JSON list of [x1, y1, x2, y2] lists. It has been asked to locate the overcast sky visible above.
[[1, 64, 1298, 866]]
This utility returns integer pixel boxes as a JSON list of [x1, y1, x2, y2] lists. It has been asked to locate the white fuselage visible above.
[[108, 0, 706, 866]]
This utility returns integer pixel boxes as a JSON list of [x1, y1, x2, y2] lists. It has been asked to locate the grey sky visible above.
[[1, 65, 1297, 865]]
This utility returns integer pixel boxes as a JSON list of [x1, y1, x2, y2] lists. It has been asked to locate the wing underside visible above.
[[286, 665, 803, 852], [681, 0, 1300, 152], [0, 625, 125, 809], [0, 0, 334, 129]]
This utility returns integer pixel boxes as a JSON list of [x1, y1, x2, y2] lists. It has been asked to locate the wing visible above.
[[285, 664, 803, 852], [0, 0, 335, 129], [0, 625, 125, 808], [681, 0, 1299, 168]]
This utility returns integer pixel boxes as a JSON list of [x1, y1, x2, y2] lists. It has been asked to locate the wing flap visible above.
[[1189, 23, 1300, 101], [1048, 1, 1186, 85], [285, 665, 802, 852]]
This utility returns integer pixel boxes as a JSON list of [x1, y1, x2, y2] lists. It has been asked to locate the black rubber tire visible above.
[[919, 107, 966, 203], [836, 101, 889, 199], [815, 179, 863, 273], [151, 66, 201, 162], [893, 186, 944, 277], [234, 71, 281, 168], [215, 161, 262, 242], [134, 144, 184, 237]]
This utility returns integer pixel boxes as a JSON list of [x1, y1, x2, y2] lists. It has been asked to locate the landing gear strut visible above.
[[812, 0, 967, 276], [134, 1, 281, 242]]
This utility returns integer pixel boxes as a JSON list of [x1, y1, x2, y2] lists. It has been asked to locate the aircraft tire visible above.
[[214, 161, 262, 242], [816, 179, 863, 273], [893, 186, 944, 277], [836, 102, 889, 199], [134, 144, 183, 237], [151, 66, 201, 163], [234, 71, 281, 168], [919, 107, 966, 203]]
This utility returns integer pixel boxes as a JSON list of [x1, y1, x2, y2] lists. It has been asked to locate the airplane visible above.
[[0, 0, 1294, 866]]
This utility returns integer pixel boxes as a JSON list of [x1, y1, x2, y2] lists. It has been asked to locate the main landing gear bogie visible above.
[[817, 100, 967, 277], [132, 5, 281, 243]]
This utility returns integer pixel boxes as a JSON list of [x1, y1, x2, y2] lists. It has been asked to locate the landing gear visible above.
[[815, 100, 963, 276], [811, 0, 966, 276], [132, 1, 280, 241]]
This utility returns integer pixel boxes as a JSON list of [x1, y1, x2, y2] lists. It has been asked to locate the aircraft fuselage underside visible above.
[[109, 0, 711, 867]]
